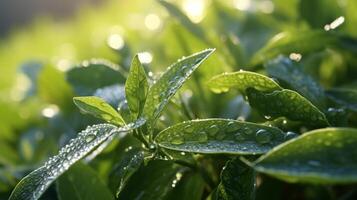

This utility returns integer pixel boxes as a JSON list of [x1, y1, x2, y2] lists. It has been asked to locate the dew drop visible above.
[[216, 132, 226, 140], [171, 135, 184, 145], [264, 115, 272, 120], [255, 129, 272, 144], [285, 131, 298, 140], [234, 132, 245, 141], [184, 125, 194, 133], [207, 125, 219, 136], [226, 121, 239, 132], [197, 132, 208, 143], [85, 134, 96, 143]]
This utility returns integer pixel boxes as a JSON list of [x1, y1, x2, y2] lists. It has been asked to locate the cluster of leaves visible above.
[[2, 0, 357, 199]]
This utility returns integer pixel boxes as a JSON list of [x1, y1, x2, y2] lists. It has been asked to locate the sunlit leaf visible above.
[[125, 55, 149, 119], [266, 56, 326, 109], [252, 128, 357, 184], [246, 88, 329, 126], [56, 163, 114, 200], [9, 119, 145, 200], [216, 157, 255, 200], [155, 119, 288, 155], [208, 71, 282, 94], [73, 96, 125, 126], [143, 49, 214, 129]]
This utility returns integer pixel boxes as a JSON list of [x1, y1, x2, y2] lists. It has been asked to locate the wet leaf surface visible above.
[[156, 119, 288, 155]]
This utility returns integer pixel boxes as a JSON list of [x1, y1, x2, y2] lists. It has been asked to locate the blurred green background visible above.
[[1, 0, 357, 199]]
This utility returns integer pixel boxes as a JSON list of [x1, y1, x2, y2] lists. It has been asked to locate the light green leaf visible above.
[[155, 119, 288, 155], [143, 49, 214, 128], [216, 157, 255, 200], [246, 88, 329, 126], [208, 71, 282, 94], [266, 56, 326, 109], [73, 96, 125, 126], [109, 148, 145, 197], [9, 119, 145, 200], [56, 163, 114, 200], [252, 128, 357, 184], [125, 55, 149, 119], [326, 88, 357, 111], [251, 31, 337, 65]]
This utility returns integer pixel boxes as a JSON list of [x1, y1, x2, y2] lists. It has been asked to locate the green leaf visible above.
[[208, 71, 282, 94], [265, 56, 326, 109], [109, 148, 145, 197], [73, 96, 125, 126], [326, 88, 357, 111], [142, 49, 214, 128], [56, 163, 114, 200], [37, 66, 74, 109], [155, 119, 288, 155], [246, 88, 329, 126], [9, 119, 145, 200], [164, 172, 205, 200], [216, 157, 255, 200], [251, 31, 338, 65], [66, 59, 127, 95], [125, 55, 149, 119], [252, 128, 357, 184], [158, 0, 208, 43], [118, 160, 185, 200]]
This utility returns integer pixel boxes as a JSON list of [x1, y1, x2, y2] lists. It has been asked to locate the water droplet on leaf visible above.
[[255, 129, 272, 144]]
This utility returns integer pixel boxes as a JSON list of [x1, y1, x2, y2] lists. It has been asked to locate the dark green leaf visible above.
[[9, 119, 145, 200], [266, 56, 326, 109], [118, 160, 186, 200], [56, 163, 114, 200], [155, 119, 288, 155], [246, 88, 329, 126], [252, 128, 357, 184], [125, 55, 149, 119], [109, 148, 145, 197], [216, 157, 255, 200], [66, 59, 127, 95], [208, 71, 282, 94], [73, 96, 125, 126], [142, 49, 214, 128], [164, 172, 205, 200], [326, 88, 357, 111]]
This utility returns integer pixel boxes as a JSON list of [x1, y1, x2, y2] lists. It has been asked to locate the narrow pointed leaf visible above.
[[143, 49, 215, 127], [9, 119, 145, 200], [125, 55, 149, 119], [216, 158, 255, 200], [252, 128, 357, 184], [326, 88, 357, 111], [155, 119, 288, 155], [109, 148, 145, 197], [73, 96, 125, 126], [247, 88, 329, 126], [208, 71, 282, 94], [266, 56, 326, 109], [56, 163, 114, 200]]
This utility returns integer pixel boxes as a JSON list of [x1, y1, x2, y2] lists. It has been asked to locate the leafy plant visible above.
[[3, 0, 357, 200]]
